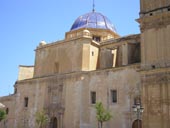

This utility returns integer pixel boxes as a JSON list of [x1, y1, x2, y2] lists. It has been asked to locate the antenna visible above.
[[92, 0, 95, 12]]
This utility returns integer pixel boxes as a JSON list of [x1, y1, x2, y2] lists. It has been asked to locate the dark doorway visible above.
[[51, 117, 58, 128], [132, 119, 142, 128]]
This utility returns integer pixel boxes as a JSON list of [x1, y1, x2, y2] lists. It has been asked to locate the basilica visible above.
[[0, 0, 170, 128]]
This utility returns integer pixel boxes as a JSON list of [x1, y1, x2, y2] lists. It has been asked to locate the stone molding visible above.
[[138, 12, 170, 31]]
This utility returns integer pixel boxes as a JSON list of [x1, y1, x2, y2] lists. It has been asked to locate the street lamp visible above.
[[132, 103, 144, 128]]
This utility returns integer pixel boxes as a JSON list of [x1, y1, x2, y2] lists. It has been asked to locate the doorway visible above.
[[51, 117, 58, 128], [132, 119, 142, 128]]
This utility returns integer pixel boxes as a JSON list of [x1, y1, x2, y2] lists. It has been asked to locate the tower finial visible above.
[[92, 0, 95, 12]]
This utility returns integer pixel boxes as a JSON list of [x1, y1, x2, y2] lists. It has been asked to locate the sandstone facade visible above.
[[0, 0, 170, 128]]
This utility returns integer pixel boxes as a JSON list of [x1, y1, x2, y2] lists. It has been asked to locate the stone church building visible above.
[[0, 0, 170, 128]]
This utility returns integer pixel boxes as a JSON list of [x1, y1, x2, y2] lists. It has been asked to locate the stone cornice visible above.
[[140, 5, 170, 15], [16, 63, 141, 84], [100, 34, 140, 46], [140, 67, 170, 75], [140, 67, 170, 84], [138, 12, 170, 31]]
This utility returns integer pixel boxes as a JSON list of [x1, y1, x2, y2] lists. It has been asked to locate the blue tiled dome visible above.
[[70, 11, 116, 32]]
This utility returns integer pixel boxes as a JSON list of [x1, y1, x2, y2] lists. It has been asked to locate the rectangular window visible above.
[[93, 36, 101, 42], [54, 62, 59, 73], [92, 51, 94, 56], [91, 91, 96, 104], [24, 97, 29, 107], [111, 90, 117, 103], [6, 108, 9, 115]]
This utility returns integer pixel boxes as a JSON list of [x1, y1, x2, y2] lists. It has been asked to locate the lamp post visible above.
[[132, 103, 144, 128]]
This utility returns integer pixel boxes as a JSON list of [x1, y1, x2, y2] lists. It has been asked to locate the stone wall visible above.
[[63, 66, 141, 128], [18, 65, 34, 81], [141, 68, 170, 128], [0, 95, 16, 128], [140, 0, 170, 13]]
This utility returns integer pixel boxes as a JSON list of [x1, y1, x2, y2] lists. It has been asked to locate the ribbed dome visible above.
[[70, 11, 116, 32]]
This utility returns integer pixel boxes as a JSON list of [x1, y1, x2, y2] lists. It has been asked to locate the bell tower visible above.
[[139, 0, 170, 69], [139, 1, 170, 128]]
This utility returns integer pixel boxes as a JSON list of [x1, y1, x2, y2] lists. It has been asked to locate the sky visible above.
[[0, 0, 140, 96]]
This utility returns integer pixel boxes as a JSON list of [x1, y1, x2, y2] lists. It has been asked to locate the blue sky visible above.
[[0, 0, 140, 96]]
